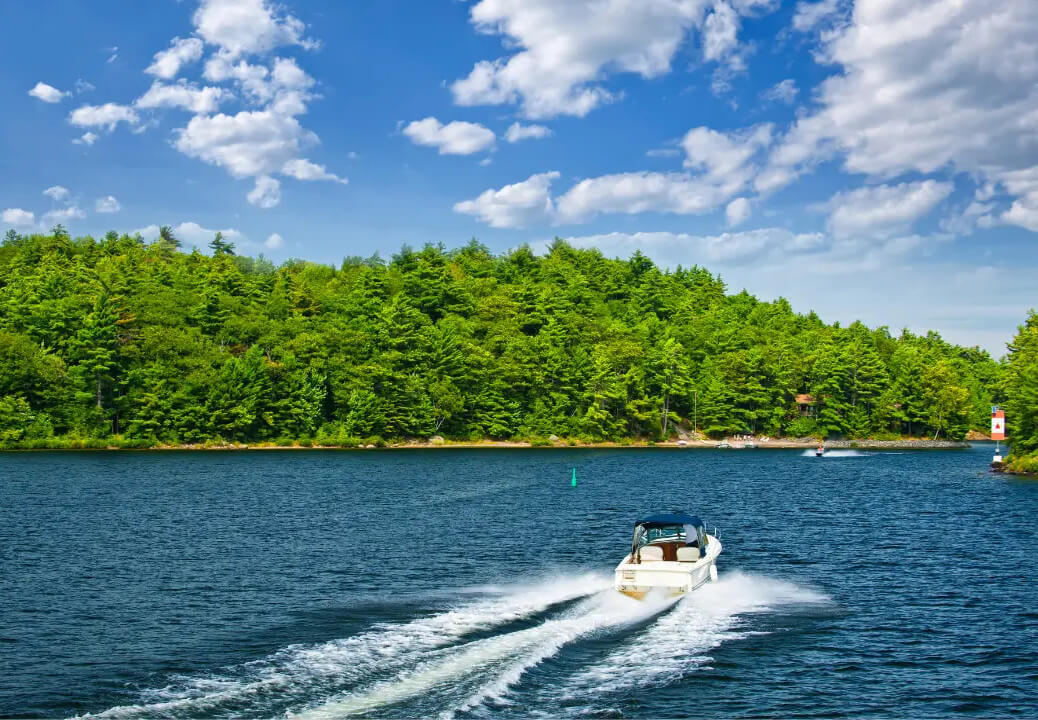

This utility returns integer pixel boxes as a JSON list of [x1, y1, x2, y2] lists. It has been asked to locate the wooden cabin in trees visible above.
[[796, 394, 816, 417]]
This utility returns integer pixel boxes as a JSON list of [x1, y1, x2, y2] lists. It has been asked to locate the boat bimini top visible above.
[[630, 512, 708, 562]]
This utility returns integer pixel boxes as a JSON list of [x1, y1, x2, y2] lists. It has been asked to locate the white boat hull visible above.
[[614, 535, 721, 599]]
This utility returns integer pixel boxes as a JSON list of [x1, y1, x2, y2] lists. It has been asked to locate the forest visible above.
[[0, 225, 1017, 448], [1002, 311, 1038, 471]]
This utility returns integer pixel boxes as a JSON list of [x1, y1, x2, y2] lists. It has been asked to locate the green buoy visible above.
[[571, 468, 578, 487]]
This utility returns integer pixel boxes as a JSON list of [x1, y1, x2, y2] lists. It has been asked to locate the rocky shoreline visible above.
[[9, 437, 970, 451]]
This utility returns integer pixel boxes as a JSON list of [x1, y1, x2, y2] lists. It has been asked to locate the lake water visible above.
[[1, 445, 1036, 718]]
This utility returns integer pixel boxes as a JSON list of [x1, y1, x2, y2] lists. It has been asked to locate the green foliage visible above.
[[1003, 310, 1038, 456], [785, 417, 819, 438], [1004, 452, 1038, 474], [0, 229, 1007, 447], [0, 395, 37, 441]]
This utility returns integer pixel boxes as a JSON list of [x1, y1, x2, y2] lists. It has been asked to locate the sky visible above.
[[1, 0, 1036, 356]]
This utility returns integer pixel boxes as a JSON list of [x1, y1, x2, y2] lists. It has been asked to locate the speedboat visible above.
[[614, 513, 721, 599]]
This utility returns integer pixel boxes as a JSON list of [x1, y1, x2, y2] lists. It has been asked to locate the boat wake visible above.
[[291, 590, 676, 719], [86, 573, 830, 719], [85, 574, 608, 719], [546, 572, 831, 710], [802, 449, 867, 457]]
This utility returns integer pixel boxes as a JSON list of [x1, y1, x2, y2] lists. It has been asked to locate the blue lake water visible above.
[[1, 444, 1036, 718]]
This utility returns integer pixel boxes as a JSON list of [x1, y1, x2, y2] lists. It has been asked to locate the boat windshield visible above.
[[634, 522, 706, 549], [639, 524, 687, 545]]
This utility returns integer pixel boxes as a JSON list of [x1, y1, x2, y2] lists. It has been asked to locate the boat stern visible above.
[[614, 536, 721, 599]]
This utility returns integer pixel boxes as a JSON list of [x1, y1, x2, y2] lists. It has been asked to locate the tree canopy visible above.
[[1002, 311, 1038, 467], [0, 229, 1008, 447]]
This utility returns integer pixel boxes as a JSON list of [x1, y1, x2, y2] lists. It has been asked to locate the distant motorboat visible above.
[[614, 513, 721, 599], [717, 440, 732, 449]]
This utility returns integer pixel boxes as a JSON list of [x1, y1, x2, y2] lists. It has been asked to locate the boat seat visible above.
[[677, 546, 702, 562], [638, 545, 664, 562]]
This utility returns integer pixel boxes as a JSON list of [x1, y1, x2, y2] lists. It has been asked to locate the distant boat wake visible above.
[[802, 449, 867, 457], [86, 573, 830, 719]]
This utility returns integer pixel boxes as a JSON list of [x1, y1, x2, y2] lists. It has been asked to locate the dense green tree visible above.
[[1003, 311, 1038, 455], [0, 230, 1008, 446], [157, 225, 180, 252], [209, 231, 235, 256], [69, 293, 129, 432], [207, 346, 273, 441]]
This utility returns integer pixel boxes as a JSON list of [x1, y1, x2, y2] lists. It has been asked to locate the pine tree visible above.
[[645, 336, 690, 438], [209, 231, 235, 256], [207, 346, 272, 441], [921, 360, 972, 440], [1003, 311, 1038, 454], [810, 343, 849, 437], [156, 225, 180, 254], [69, 294, 126, 426]]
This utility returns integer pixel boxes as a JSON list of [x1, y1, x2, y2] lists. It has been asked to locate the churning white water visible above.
[[87, 571, 830, 719], [291, 588, 677, 719], [86, 574, 609, 719], [549, 572, 831, 708]]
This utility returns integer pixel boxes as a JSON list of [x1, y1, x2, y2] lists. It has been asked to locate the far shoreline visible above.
[[0, 438, 974, 452]]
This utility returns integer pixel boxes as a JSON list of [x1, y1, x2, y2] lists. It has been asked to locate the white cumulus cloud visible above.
[[2, 208, 35, 227], [281, 158, 347, 184], [757, 0, 1038, 236], [702, 1, 741, 64], [792, 0, 841, 32], [29, 82, 67, 103], [402, 117, 496, 155], [203, 56, 313, 110], [457, 126, 769, 229], [136, 80, 231, 114], [454, 171, 560, 228], [761, 78, 798, 104], [504, 122, 552, 143], [42, 206, 86, 225], [555, 171, 736, 224], [69, 0, 337, 209], [174, 110, 316, 178], [726, 197, 752, 226], [826, 180, 954, 240], [95, 196, 121, 213], [265, 232, 284, 249], [43, 185, 70, 201], [560, 228, 826, 267], [145, 37, 204, 79], [193, 0, 316, 57], [681, 124, 772, 191], [247, 175, 281, 208], [68, 103, 139, 131], [451, 0, 711, 118]]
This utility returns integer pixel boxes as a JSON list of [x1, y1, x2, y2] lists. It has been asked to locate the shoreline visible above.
[[0, 438, 973, 452]]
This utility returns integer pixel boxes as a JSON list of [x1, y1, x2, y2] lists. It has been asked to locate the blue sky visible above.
[[2, 0, 1036, 355]]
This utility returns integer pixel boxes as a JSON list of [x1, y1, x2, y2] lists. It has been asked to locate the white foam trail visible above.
[[801, 449, 865, 457], [555, 572, 830, 703], [85, 574, 609, 719], [291, 591, 678, 720]]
